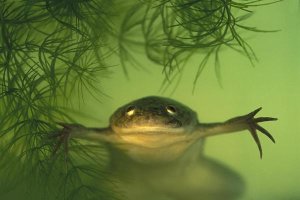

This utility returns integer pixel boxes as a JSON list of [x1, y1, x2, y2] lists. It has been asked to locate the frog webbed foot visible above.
[[228, 107, 277, 158]]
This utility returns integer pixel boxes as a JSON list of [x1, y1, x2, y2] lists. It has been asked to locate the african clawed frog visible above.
[[54, 96, 276, 200]]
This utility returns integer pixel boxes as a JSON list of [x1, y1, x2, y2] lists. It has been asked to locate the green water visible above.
[[1, 0, 299, 199]]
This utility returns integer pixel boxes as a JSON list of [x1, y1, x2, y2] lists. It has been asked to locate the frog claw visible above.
[[245, 108, 277, 158], [50, 123, 73, 161], [248, 125, 262, 158], [254, 117, 277, 123], [248, 107, 262, 118], [254, 124, 276, 143]]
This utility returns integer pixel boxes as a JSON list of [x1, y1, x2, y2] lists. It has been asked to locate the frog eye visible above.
[[126, 105, 136, 116], [166, 105, 177, 115]]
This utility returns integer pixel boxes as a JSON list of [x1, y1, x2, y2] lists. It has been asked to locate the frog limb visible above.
[[194, 108, 277, 158], [51, 123, 119, 156]]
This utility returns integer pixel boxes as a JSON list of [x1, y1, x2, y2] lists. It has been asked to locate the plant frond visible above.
[[119, 0, 281, 92]]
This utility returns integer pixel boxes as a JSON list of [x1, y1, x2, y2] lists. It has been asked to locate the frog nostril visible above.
[[167, 119, 182, 127], [166, 105, 177, 115], [126, 105, 136, 116]]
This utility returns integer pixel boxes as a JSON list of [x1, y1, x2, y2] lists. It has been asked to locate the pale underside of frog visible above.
[[53, 96, 277, 200]]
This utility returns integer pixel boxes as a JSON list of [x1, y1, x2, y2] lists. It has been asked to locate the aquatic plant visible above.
[[0, 0, 117, 199], [0, 0, 280, 199], [119, 0, 281, 91]]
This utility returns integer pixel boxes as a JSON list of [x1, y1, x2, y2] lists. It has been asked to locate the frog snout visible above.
[[131, 113, 182, 128]]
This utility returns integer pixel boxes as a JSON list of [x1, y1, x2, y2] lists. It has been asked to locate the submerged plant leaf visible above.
[[0, 0, 116, 199], [118, 0, 281, 91]]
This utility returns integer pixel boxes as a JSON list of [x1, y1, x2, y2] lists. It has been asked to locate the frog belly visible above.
[[108, 140, 244, 200]]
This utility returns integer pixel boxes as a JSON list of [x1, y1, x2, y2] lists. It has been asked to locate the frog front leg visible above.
[[51, 123, 119, 156], [193, 108, 277, 158]]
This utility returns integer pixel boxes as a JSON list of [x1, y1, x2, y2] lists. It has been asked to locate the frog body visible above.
[[55, 96, 276, 200]]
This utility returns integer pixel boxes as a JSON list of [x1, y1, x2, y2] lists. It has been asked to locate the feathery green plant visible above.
[[0, 0, 117, 199], [118, 0, 281, 91]]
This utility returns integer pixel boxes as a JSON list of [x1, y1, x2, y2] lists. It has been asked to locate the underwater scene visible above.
[[0, 0, 299, 200]]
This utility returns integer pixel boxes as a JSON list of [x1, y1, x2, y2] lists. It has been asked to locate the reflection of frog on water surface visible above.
[[55, 96, 276, 200]]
